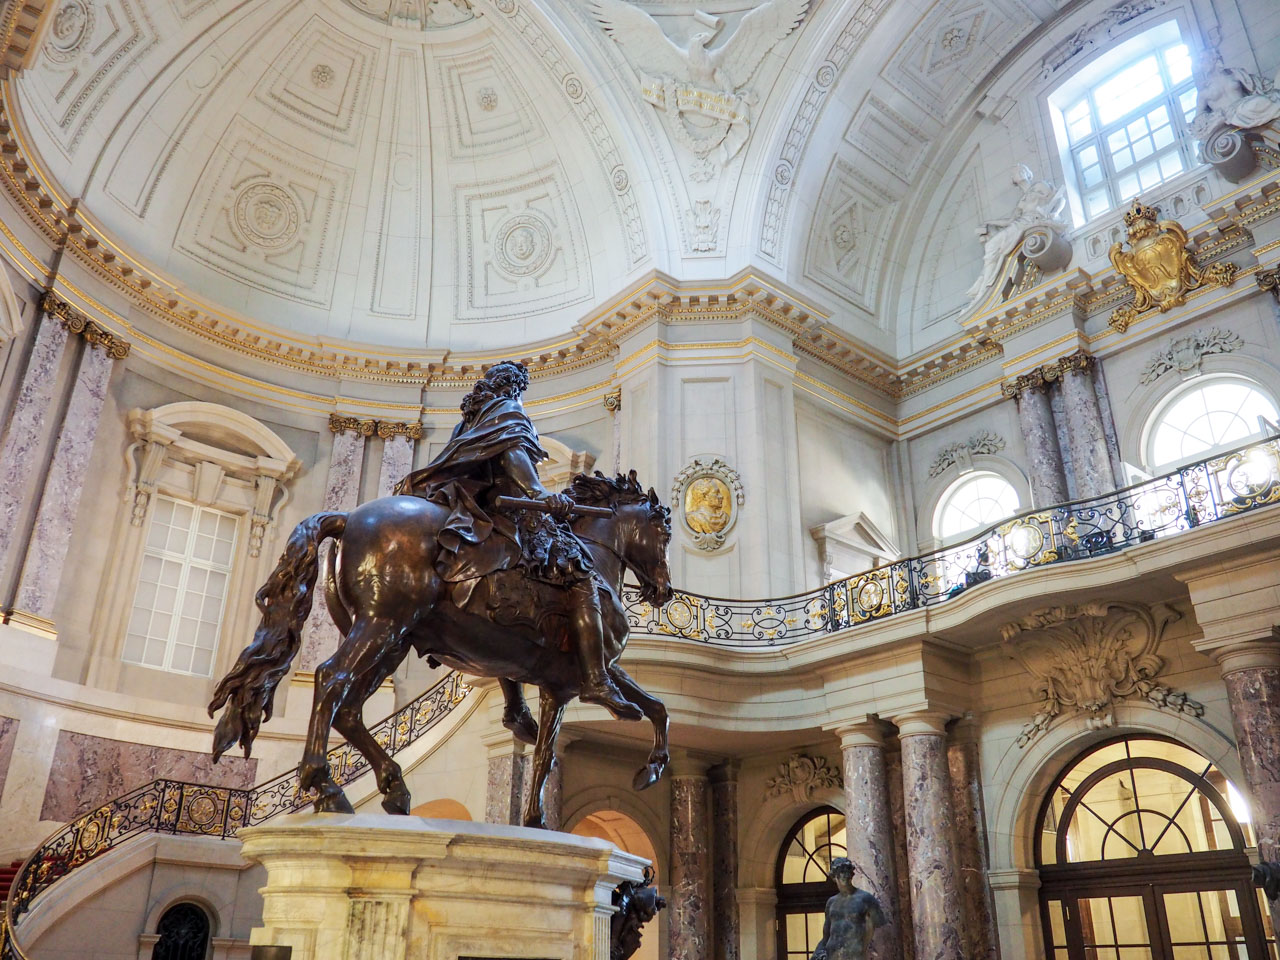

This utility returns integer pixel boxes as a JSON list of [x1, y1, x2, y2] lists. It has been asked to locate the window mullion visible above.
[[166, 506, 200, 674]]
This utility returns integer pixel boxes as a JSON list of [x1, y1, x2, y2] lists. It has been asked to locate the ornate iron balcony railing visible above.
[[624, 434, 1280, 646], [0, 671, 470, 960]]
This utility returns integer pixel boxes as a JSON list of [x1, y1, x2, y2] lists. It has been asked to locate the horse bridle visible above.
[[575, 519, 666, 604]]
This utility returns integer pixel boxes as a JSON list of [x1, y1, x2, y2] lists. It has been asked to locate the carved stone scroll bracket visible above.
[[763, 753, 843, 803], [1107, 200, 1237, 332], [1001, 600, 1204, 748], [1202, 125, 1260, 183], [671, 456, 744, 552], [41, 291, 131, 358]]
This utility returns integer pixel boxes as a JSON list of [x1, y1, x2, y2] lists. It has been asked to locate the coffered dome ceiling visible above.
[[8, 0, 1096, 359]]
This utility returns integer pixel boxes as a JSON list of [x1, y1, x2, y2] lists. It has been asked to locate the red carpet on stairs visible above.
[[0, 860, 22, 902]]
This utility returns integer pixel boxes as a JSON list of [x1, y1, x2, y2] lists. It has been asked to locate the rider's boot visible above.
[[569, 580, 643, 721]]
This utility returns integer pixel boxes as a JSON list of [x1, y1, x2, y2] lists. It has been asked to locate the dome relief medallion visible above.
[[233, 182, 302, 250], [45, 0, 94, 63], [672, 457, 744, 552], [340, 0, 475, 29], [493, 212, 553, 280]]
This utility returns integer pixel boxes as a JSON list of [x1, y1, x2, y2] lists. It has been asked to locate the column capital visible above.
[[892, 711, 953, 738], [830, 717, 888, 749], [669, 749, 715, 778], [1214, 634, 1280, 676], [708, 759, 740, 784]]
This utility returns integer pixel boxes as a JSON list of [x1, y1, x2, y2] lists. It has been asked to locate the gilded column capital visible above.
[[40, 291, 130, 359], [1001, 351, 1092, 398], [376, 420, 424, 441], [602, 387, 621, 412], [328, 413, 376, 436], [1260, 265, 1280, 304]]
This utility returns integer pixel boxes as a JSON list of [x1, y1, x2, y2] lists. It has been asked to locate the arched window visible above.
[[151, 902, 211, 960], [1048, 21, 1200, 225], [1037, 736, 1276, 959], [1144, 376, 1279, 472], [933, 472, 1021, 543], [775, 807, 847, 960]]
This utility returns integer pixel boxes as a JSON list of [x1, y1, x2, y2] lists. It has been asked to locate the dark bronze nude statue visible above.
[[208, 361, 673, 827], [811, 858, 886, 960]]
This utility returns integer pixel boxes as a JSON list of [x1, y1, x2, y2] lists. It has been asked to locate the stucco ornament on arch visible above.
[[672, 456, 744, 551], [764, 753, 843, 803], [1001, 600, 1204, 748]]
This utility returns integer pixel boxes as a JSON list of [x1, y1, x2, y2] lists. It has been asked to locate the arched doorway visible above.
[[774, 807, 847, 960], [572, 811, 662, 960], [1037, 736, 1277, 959], [151, 902, 211, 960]]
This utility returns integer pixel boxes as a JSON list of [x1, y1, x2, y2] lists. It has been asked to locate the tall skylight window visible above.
[[1050, 23, 1200, 224]]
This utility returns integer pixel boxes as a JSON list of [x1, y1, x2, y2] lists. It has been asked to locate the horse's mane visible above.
[[568, 470, 671, 531]]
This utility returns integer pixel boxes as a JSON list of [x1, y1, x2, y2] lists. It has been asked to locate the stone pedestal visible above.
[[239, 813, 646, 960]]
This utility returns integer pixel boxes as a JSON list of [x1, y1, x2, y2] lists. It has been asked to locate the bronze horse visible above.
[[208, 471, 673, 827]]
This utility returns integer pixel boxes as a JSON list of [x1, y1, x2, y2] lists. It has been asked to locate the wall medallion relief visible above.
[[45, 0, 94, 63], [493, 213, 553, 279], [1001, 600, 1204, 748], [672, 457, 743, 552], [764, 753, 843, 803], [1139, 327, 1244, 384], [233, 181, 301, 250]]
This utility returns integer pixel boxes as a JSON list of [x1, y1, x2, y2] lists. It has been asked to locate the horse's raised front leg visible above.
[[331, 624, 415, 815], [610, 666, 669, 791], [500, 678, 538, 746], [522, 687, 567, 829]]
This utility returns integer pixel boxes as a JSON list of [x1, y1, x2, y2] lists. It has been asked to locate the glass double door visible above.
[[1043, 881, 1278, 959]]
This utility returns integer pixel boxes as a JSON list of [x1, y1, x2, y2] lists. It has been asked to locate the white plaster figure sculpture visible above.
[[1190, 51, 1280, 139], [967, 164, 1068, 301]]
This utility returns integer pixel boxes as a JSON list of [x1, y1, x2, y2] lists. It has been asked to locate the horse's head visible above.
[[569, 471, 673, 606]]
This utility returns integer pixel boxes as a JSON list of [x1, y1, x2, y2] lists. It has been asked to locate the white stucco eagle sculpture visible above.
[[588, 0, 809, 165]]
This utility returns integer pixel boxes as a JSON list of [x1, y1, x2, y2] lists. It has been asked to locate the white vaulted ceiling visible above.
[[8, 0, 1104, 358]]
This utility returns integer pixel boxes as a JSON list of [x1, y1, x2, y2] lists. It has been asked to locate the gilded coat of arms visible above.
[[1108, 200, 1236, 331]]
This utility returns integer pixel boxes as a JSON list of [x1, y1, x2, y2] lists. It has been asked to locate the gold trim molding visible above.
[[329, 413, 423, 440]]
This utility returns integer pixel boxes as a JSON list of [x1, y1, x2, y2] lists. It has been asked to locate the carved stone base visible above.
[[239, 813, 648, 960]]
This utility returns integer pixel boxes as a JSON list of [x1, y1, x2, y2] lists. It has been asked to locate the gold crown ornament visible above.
[[1122, 200, 1160, 229]]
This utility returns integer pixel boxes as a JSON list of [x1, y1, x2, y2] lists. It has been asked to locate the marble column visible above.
[[1011, 386, 1067, 507], [896, 713, 964, 960], [885, 748, 916, 960], [377, 433, 415, 498], [0, 313, 69, 586], [297, 423, 366, 672], [14, 343, 117, 619], [670, 758, 711, 960], [946, 721, 999, 960], [709, 762, 740, 960], [1058, 359, 1115, 499], [838, 723, 902, 960], [1218, 642, 1280, 938], [485, 750, 528, 825]]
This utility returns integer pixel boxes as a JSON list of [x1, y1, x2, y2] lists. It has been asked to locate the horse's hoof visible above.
[[382, 786, 411, 816], [504, 710, 538, 746], [314, 790, 356, 814], [632, 763, 664, 791]]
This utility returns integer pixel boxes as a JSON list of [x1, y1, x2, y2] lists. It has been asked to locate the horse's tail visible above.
[[323, 537, 352, 636], [208, 511, 347, 762]]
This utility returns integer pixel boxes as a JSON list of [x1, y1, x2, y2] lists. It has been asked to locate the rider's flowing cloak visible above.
[[393, 394, 593, 589]]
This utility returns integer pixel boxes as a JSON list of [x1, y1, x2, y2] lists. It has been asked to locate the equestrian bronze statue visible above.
[[208, 361, 673, 827]]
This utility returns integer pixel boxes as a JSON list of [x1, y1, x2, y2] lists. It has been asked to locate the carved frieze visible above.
[[764, 753, 842, 803], [929, 431, 1006, 478], [1001, 600, 1204, 748], [672, 457, 744, 552], [1139, 327, 1244, 384], [1108, 200, 1237, 332]]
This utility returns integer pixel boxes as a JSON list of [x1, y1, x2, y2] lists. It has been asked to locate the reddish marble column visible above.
[[837, 723, 902, 960], [670, 760, 711, 960], [1219, 643, 1280, 937], [896, 713, 965, 960], [377, 434, 414, 498], [946, 720, 1000, 960], [1011, 385, 1067, 507], [297, 424, 366, 671], [1059, 360, 1115, 499], [0, 312, 69, 585], [14, 342, 116, 619], [885, 748, 916, 960], [709, 762, 739, 960]]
